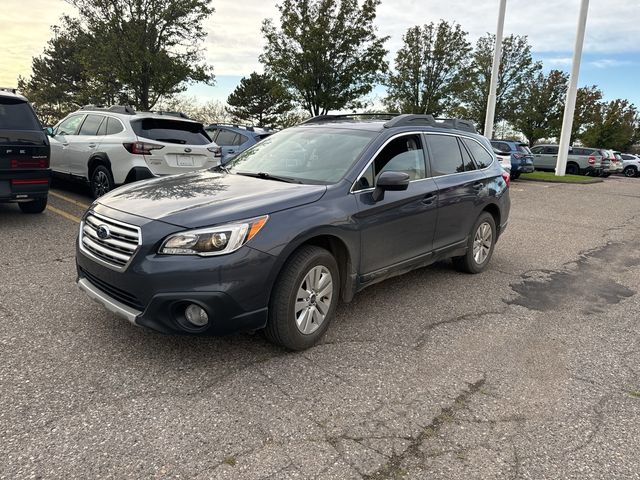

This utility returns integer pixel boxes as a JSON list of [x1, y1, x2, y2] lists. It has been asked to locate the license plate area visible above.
[[177, 155, 194, 167]]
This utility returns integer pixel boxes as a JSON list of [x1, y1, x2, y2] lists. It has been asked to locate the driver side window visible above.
[[354, 134, 426, 190], [55, 115, 85, 136]]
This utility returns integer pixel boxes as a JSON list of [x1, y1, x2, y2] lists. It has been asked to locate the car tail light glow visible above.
[[11, 178, 49, 185], [123, 142, 165, 155], [11, 158, 49, 169], [501, 171, 510, 188], [588, 155, 596, 165], [513, 153, 524, 159], [207, 146, 222, 158]]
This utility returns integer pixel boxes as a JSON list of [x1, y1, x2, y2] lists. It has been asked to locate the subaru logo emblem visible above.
[[184, 148, 192, 153], [96, 225, 111, 240]]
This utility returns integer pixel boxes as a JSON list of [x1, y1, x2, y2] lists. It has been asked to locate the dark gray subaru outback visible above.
[[76, 114, 510, 350]]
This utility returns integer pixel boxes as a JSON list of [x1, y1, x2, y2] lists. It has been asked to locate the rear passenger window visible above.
[[216, 130, 237, 146], [462, 138, 493, 169], [105, 118, 124, 135], [235, 134, 249, 145], [427, 135, 464, 176], [459, 139, 477, 171], [78, 114, 104, 135]]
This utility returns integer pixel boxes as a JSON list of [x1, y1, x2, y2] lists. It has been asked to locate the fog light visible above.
[[185, 304, 209, 327]]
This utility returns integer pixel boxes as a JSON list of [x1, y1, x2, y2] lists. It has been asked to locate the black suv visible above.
[[76, 114, 510, 350], [0, 89, 50, 213]]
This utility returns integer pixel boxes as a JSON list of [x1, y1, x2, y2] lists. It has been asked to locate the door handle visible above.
[[89, 143, 96, 148], [422, 193, 436, 205], [62, 143, 69, 147], [472, 182, 483, 190]]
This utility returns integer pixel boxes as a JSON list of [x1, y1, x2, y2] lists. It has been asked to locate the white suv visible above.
[[48, 106, 221, 197]]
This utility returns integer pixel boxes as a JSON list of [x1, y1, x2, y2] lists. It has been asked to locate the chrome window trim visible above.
[[350, 131, 495, 194], [79, 211, 143, 272]]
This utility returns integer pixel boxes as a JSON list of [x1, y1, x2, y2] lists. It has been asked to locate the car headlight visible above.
[[159, 215, 268, 256]]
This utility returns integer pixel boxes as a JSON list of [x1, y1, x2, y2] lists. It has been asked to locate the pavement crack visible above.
[[361, 375, 487, 480], [413, 310, 506, 350]]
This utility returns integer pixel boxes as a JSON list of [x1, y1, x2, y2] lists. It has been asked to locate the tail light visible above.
[[207, 146, 222, 159], [11, 178, 49, 185], [513, 153, 524, 160], [501, 171, 510, 188], [123, 142, 164, 155], [10, 158, 49, 169], [588, 155, 596, 165]]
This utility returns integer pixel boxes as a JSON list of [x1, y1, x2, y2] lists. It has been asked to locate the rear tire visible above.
[[452, 212, 497, 274], [265, 246, 340, 351], [566, 163, 580, 175], [623, 166, 638, 178], [601, 173, 611, 178], [19, 197, 47, 214], [510, 171, 520, 180], [90, 165, 114, 198]]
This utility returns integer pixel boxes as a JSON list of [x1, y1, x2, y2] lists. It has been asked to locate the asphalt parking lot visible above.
[[1, 177, 639, 479]]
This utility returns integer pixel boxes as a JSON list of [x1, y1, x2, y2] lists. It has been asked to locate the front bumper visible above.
[[75, 205, 276, 335]]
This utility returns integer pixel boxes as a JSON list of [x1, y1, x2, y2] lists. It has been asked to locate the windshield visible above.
[[227, 127, 376, 184]]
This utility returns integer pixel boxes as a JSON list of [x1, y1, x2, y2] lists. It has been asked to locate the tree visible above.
[[155, 95, 234, 125], [580, 99, 638, 151], [510, 69, 568, 146], [571, 86, 604, 143], [384, 21, 471, 116], [455, 34, 541, 134], [226, 73, 293, 127], [260, 0, 388, 116]]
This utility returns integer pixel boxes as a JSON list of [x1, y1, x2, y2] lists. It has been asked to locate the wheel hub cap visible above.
[[472, 222, 493, 265], [294, 266, 333, 335]]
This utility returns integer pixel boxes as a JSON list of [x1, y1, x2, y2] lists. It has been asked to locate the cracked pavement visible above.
[[1, 177, 639, 479]]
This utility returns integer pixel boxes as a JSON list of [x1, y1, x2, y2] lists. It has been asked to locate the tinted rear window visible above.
[[517, 144, 531, 154], [132, 118, 211, 145], [0, 98, 41, 130]]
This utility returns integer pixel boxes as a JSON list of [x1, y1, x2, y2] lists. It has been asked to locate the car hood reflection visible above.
[[97, 170, 327, 228]]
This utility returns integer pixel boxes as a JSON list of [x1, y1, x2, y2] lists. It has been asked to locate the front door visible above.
[[354, 133, 439, 276], [50, 114, 86, 175], [68, 114, 105, 178]]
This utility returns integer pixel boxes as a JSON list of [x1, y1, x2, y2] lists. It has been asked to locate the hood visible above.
[[97, 170, 327, 228]]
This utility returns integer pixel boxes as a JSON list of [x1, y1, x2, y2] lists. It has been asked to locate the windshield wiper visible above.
[[213, 163, 230, 173], [236, 171, 303, 184]]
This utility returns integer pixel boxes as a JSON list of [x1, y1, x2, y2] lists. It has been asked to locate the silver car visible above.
[[530, 144, 602, 176]]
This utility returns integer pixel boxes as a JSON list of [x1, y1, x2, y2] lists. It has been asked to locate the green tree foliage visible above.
[[226, 73, 293, 127], [580, 99, 638, 151], [455, 34, 541, 134], [571, 86, 604, 143], [384, 21, 471, 116], [510, 69, 568, 146], [20, 0, 215, 120], [261, 0, 388, 116]]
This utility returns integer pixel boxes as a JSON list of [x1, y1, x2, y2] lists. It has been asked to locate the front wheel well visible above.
[[293, 235, 355, 303]]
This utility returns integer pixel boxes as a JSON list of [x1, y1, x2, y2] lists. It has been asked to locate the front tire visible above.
[[90, 165, 114, 198], [265, 246, 340, 351], [452, 212, 497, 274], [566, 163, 580, 175], [19, 197, 47, 214]]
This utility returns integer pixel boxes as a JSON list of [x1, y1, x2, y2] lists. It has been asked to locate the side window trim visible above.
[[351, 132, 428, 193], [424, 133, 493, 178]]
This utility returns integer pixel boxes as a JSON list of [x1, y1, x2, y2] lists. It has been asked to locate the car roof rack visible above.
[[80, 105, 137, 115], [300, 113, 397, 125], [382, 114, 477, 133], [0, 87, 18, 94], [207, 123, 262, 132], [140, 110, 193, 120]]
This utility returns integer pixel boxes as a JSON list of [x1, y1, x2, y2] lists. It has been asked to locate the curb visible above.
[[518, 177, 603, 185]]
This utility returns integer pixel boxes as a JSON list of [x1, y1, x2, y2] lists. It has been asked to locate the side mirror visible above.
[[44, 127, 54, 136], [372, 171, 410, 202]]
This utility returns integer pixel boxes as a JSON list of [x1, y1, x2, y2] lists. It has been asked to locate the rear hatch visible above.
[[0, 96, 50, 198], [514, 144, 534, 169], [130, 117, 220, 176]]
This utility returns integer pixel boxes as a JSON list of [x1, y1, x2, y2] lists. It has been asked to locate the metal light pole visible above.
[[555, 0, 590, 176], [484, 0, 507, 140]]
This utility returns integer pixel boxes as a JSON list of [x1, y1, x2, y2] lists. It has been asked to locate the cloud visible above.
[[588, 58, 635, 69]]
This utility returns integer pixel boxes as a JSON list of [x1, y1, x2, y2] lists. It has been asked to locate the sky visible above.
[[2, 0, 639, 107]]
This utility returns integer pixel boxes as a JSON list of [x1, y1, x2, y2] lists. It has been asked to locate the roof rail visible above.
[[141, 110, 192, 120], [383, 114, 476, 133], [0, 87, 18, 94], [300, 113, 397, 125], [80, 105, 137, 115], [206, 123, 262, 132]]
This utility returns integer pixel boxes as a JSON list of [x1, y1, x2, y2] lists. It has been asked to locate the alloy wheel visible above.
[[93, 170, 110, 197], [294, 266, 333, 335], [472, 222, 493, 265]]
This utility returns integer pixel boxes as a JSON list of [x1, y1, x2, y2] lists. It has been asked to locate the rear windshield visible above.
[[131, 118, 211, 145], [516, 144, 531, 154], [0, 98, 41, 130]]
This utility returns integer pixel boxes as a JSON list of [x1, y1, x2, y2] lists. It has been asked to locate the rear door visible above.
[[68, 114, 105, 178], [428, 134, 490, 251], [215, 128, 241, 160], [130, 117, 217, 175]]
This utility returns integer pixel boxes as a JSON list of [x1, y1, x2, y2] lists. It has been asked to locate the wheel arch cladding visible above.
[[483, 203, 501, 232], [88, 154, 112, 177]]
